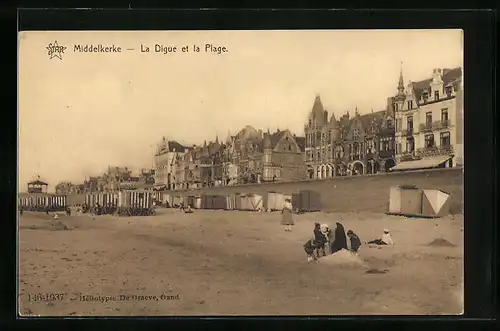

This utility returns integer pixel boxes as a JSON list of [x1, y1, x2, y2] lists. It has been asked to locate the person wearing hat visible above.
[[321, 224, 332, 254], [281, 197, 294, 232], [367, 229, 394, 245]]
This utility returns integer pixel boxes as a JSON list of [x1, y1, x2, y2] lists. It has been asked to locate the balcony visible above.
[[419, 120, 450, 132], [416, 145, 454, 158], [433, 119, 450, 130], [402, 129, 415, 136], [419, 122, 433, 132]]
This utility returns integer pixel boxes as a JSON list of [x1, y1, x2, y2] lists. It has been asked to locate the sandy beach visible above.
[[18, 209, 463, 316]]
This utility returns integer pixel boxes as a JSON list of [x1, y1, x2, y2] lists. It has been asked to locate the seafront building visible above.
[[391, 66, 463, 171]]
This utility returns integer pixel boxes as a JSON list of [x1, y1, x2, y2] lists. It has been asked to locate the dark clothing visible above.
[[303, 239, 315, 255], [313, 228, 327, 246], [349, 233, 362, 252], [368, 239, 387, 245], [331, 223, 348, 253]]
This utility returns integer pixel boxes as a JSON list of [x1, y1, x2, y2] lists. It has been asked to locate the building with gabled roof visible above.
[[262, 129, 307, 182]]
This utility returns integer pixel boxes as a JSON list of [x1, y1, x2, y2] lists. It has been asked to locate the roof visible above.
[[295, 136, 306, 152], [411, 67, 462, 101], [168, 141, 186, 153], [235, 125, 261, 140], [269, 131, 286, 148], [358, 110, 386, 129], [208, 141, 221, 155], [28, 180, 48, 186], [311, 95, 325, 117]]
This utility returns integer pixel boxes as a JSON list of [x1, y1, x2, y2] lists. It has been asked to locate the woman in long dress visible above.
[[281, 198, 294, 232], [330, 222, 348, 253]]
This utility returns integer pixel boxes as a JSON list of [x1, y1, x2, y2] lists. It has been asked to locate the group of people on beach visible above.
[[278, 198, 395, 262], [303, 223, 395, 262]]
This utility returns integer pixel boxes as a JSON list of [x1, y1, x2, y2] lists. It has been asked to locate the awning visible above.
[[390, 155, 451, 171]]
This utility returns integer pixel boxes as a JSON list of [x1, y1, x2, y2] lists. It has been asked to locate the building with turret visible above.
[[391, 65, 462, 171], [304, 95, 396, 179]]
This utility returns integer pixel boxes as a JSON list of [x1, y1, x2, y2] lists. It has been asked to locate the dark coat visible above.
[[349, 233, 362, 252], [331, 223, 348, 253], [313, 228, 327, 246]]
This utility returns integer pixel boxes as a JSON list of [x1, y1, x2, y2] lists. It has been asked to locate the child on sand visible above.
[[347, 230, 362, 253]]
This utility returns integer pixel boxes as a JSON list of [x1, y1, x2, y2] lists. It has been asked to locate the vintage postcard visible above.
[[18, 30, 464, 316]]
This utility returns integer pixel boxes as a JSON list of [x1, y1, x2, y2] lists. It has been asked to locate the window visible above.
[[425, 134, 435, 148], [308, 119, 312, 126], [353, 129, 359, 140], [440, 132, 450, 147], [407, 100, 413, 110], [397, 119, 402, 132], [406, 137, 415, 153], [426, 112, 432, 125], [387, 119, 393, 127], [434, 90, 439, 100], [407, 116, 413, 132], [445, 86, 452, 97], [441, 108, 449, 121], [288, 145, 291, 151], [394, 103, 398, 111], [422, 92, 429, 103]]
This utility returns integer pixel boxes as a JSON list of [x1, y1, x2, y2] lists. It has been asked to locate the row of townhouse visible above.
[[304, 66, 462, 178], [153, 64, 462, 189]]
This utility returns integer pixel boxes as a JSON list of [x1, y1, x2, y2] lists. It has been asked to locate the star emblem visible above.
[[46, 41, 67, 60]]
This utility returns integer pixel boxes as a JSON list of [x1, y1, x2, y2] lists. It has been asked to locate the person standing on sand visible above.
[[320, 224, 332, 254], [313, 223, 327, 258], [330, 222, 348, 253], [19, 206, 24, 216], [281, 198, 294, 232]]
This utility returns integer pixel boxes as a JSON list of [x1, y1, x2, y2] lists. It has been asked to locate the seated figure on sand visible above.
[[367, 229, 394, 245], [347, 230, 362, 253], [184, 205, 194, 213]]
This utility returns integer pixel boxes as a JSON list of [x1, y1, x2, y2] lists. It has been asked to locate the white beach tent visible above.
[[421, 189, 451, 217], [388, 185, 422, 215], [265, 191, 285, 211], [240, 194, 263, 211], [388, 185, 451, 217]]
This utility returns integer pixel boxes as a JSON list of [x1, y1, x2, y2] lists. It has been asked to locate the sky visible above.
[[18, 30, 463, 192]]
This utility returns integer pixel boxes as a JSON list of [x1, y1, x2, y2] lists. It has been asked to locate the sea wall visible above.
[[170, 168, 463, 214]]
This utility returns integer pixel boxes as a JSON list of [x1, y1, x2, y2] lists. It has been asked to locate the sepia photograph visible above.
[[18, 29, 464, 316]]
